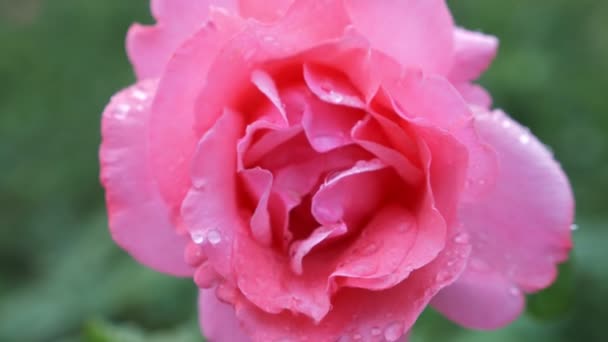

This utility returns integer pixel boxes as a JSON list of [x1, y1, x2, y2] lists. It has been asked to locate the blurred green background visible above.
[[0, 0, 606, 341]]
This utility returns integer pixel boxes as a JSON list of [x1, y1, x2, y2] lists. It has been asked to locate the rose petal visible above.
[[251, 69, 289, 125], [128, 0, 239, 79], [233, 223, 333, 323], [148, 22, 237, 226], [181, 109, 245, 280], [235, 225, 470, 342], [238, 0, 294, 22], [432, 109, 573, 329], [289, 223, 348, 275], [303, 63, 366, 108], [193, 0, 350, 134], [386, 74, 498, 200], [310, 159, 395, 226], [199, 288, 250, 342], [100, 80, 192, 276], [449, 28, 499, 82], [240, 168, 274, 246], [431, 268, 525, 330], [351, 116, 423, 186], [345, 0, 454, 75], [301, 98, 362, 153], [455, 83, 493, 109]]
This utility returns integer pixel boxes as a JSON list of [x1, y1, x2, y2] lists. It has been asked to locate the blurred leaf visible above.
[[527, 260, 575, 320], [82, 319, 204, 342]]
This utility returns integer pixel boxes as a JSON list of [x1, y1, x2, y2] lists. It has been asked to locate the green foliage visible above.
[[0, 0, 606, 341]]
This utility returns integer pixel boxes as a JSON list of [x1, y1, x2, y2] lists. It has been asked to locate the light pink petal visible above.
[[449, 28, 499, 82], [234, 226, 471, 342], [432, 109, 574, 329], [345, 0, 454, 75], [303, 63, 366, 108], [328, 205, 418, 290], [272, 145, 372, 205], [431, 267, 525, 330], [100, 80, 192, 276], [301, 98, 363, 153], [251, 69, 289, 125], [240, 168, 274, 246], [128, 0, 239, 79], [199, 288, 250, 342], [289, 223, 348, 275], [386, 73, 498, 200], [455, 82, 493, 109], [311, 159, 395, 226], [351, 116, 423, 186], [181, 109, 245, 280], [233, 225, 333, 323], [237, 119, 302, 170], [148, 22, 237, 226], [238, 0, 294, 22], [193, 0, 350, 134]]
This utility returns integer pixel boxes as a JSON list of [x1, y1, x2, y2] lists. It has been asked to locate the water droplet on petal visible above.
[[509, 286, 521, 296], [191, 231, 205, 244], [453, 232, 470, 244], [131, 89, 148, 101], [384, 321, 404, 342], [360, 243, 379, 256], [435, 270, 451, 283], [112, 103, 130, 120], [571, 223, 579, 231], [501, 120, 512, 128], [519, 134, 530, 145], [193, 177, 208, 189], [207, 229, 222, 245]]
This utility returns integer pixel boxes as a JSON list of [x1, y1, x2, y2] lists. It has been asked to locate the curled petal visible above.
[[238, 0, 294, 22], [199, 288, 250, 342], [181, 109, 245, 280], [100, 80, 192, 276], [128, 0, 239, 79], [234, 226, 470, 342], [432, 110, 573, 329], [449, 27, 499, 82]]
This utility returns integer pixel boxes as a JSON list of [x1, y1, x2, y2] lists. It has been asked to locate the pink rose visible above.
[[99, 1, 574, 341]]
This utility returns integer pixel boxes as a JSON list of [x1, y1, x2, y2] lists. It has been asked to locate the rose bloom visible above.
[[99, 1, 574, 341]]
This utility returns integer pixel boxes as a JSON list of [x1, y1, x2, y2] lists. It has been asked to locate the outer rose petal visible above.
[[181, 109, 245, 280], [149, 22, 237, 225], [345, 0, 454, 75], [100, 80, 192, 276], [199, 288, 250, 342], [128, 0, 238, 79], [432, 110, 574, 329], [449, 28, 498, 83]]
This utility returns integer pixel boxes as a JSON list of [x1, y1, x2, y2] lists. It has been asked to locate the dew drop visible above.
[[453, 232, 470, 244], [113, 103, 130, 119], [509, 286, 521, 296], [207, 229, 222, 245], [435, 270, 450, 283], [360, 243, 379, 256], [571, 223, 579, 231], [191, 231, 205, 244], [384, 322, 404, 342], [501, 120, 512, 129], [131, 89, 148, 101], [519, 134, 530, 145], [193, 177, 208, 189], [326, 90, 344, 104]]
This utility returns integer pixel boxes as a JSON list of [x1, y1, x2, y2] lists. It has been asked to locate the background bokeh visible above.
[[1, 0, 606, 341]]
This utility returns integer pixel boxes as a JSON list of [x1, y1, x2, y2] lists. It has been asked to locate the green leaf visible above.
[[526, 259, 575, 320]]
